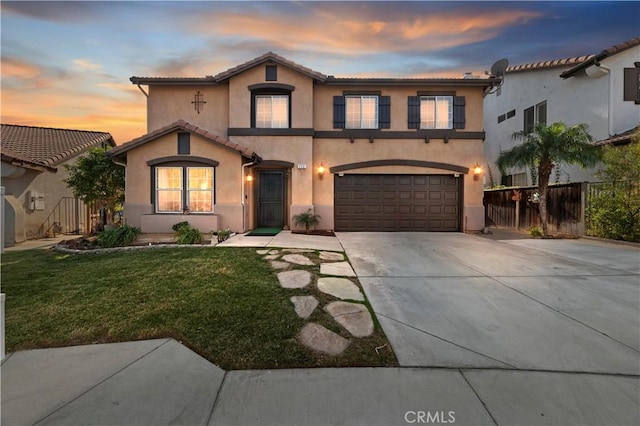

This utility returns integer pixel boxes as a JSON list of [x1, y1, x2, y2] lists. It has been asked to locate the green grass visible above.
[[1, 247, 397, 370]]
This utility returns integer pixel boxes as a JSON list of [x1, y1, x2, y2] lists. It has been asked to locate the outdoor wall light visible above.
[[472, 163, 483, 181], [317, 162, 326, 179], [246, 174, 253, 183]]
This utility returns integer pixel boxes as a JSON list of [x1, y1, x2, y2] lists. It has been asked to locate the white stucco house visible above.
[[484, 37, 639, 187]]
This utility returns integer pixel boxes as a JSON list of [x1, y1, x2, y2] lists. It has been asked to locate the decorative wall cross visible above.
[[191, 91, 206, 114]]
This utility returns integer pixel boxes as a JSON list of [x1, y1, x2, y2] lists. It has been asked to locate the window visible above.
[[420, 96, 453, 129], [255, 95, 289, 128], [524, 101, 547, 134], [346, 95, 378, 129], [155, 166, 214, 213], [408, 95, 465, 129], [623, 67, 640, 103], [333, 95, 390, 129], [498, 114, 506, 123]]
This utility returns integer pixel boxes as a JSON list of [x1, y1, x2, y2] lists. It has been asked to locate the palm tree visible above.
[[497, 122, 601, 237]]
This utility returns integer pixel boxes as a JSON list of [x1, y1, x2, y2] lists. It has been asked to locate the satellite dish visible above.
[[490, 58, 509, 77]]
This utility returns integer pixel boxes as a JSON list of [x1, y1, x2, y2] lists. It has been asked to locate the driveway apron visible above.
[[336, 232, 640, 374]]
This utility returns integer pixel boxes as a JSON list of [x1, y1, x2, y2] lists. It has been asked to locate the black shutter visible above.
[[333, 96, 345, 128], [453, 96, 466, 129], [378, 96, 391, 129], [408, 96, 421, 129], [524, 106, 535, 134], [178, 132, 190, 154], [623, 67, 640, 103]]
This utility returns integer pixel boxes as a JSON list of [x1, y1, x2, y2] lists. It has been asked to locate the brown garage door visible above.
[[334, 174, 461, 231]]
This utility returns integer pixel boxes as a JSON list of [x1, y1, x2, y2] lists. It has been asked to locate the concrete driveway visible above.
[[336, 232, 640, 374]]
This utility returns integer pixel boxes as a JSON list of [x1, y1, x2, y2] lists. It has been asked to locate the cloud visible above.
[[0, 56, 42, 79], [73, 59, 102, 71]]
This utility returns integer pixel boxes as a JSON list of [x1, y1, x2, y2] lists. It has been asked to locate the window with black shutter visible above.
[[524, 106, 535, 134], [536, 101, 547, 126], [623, 67, 640, 103], [408, 95, 464, 129], [333, 95, 388, 129]]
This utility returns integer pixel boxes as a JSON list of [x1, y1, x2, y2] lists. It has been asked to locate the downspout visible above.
[[592, 62, 613, 136], [241, 161, 255, 232]]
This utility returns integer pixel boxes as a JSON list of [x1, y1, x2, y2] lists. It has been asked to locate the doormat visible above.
[[246, 228, 281, 236]]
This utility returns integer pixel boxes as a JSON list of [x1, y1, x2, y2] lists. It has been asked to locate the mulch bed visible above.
[[292, 230, 336, 237]]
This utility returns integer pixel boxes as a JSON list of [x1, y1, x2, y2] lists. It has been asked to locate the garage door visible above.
[[334, 174, 461, 231]]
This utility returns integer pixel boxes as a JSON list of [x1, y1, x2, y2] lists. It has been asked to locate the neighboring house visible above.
[[1, 124, 116, 246], [484, 37, 640, 187], [110, 52, 499, 234]]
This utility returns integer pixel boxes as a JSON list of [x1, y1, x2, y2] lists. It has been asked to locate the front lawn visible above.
[[1, 247, 397, 370]]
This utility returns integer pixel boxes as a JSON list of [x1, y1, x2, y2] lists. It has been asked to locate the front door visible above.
[[258, 171, 284, 228]]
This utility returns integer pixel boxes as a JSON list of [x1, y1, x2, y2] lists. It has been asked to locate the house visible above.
[[110, 52, 499, 234], [1, 124, 116, 247], [483, 37, 640, 187]]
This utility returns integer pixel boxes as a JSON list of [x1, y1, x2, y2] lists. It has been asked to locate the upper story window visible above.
[[408, 95, 465, 129], [524, 100, 547, 134], [333, 94, 391, 129], [255, 95, 289, 128], [420, 96, 453, 129], [346, 95, 378, 129]]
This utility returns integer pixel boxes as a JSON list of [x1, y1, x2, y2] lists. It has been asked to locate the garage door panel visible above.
[[335, 174, 461, 232]]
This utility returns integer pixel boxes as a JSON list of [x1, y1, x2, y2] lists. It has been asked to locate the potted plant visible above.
[[292, 209, 321, 234]]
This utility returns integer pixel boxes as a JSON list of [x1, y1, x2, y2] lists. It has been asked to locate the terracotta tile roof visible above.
[[506, 55, 594, 73], [561, 37, 640, 78], [212, 51, 328, 82], [594, 126, 639, 146], [506, 37, 640, 76], [109, 120, 261, 161], [1, 124, 115, 170]]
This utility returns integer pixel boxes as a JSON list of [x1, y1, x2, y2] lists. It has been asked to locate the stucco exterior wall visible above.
[[1, 154, 90, 245], [147, 85, 229, 134], [228, 65, 314, 128], [122, 131, 244, 233], [484, 46, 640, 185]]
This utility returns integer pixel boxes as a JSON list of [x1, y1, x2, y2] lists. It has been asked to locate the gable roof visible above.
[[109, 120, 261, 161], [560, 37, 640, 78], [505, 37, 640, 76], [212, 51, 328, 82], [1, 124, 115, 171], [131, 52, 498, 87]]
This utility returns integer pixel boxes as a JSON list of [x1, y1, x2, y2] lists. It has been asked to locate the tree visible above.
[[587, 135, 640, 242], [292, 209, 321, 233], [64, 147, 125, 226], [497, 122, 601, 237]]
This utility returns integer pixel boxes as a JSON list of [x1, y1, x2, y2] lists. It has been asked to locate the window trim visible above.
[[345, 95, 379, 129], [150, 159, 216, 214], [420, 95, 453, 129], [250, 88, 291, 129]]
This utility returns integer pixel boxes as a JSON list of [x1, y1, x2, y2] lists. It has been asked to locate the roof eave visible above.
[[130, 76, 218, 86], [1, 154, 57, 172], [323, 77, 500, 87]]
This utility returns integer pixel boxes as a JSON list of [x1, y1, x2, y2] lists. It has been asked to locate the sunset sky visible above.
[[1, 1, 638, 144]]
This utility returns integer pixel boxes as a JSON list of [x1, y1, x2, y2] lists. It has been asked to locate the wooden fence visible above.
[[484, 183, 585, 235]]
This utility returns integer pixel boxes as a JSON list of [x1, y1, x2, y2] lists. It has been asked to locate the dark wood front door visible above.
[[258, 171, 285, 228]]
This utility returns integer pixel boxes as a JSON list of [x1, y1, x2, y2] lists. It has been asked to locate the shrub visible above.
[[292, 209, 321, 233], [529, 226, 543, 238], [214, 228, 232, 243], [173, 221, 203, 244], [97, 225, 141, 248]]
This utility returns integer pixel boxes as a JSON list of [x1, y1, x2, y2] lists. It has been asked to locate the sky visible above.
[[1, 1, 639, 144]]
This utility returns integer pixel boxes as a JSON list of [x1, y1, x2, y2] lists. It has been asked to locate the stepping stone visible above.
[[256, 249, 270, 255], [268, 250, 281, 255], [297, 323, 350, 355], [282, 254, 314, 266], [277, 270, 312, 288], [317, 277, 364, 301], [283, 249, 314, 253], [320, 261, 356, 277], [263, 254, 280, 260], [270, 261, 290, 270], [325, 301, 374, 338], [319, 251, 344, 261], [290, 296, 319, 319]]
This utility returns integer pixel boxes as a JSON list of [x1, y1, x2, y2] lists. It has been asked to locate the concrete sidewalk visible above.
[[2, 338, 638, 426], [217, 230, 344, 252]]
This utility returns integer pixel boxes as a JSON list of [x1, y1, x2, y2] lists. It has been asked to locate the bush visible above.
[[529, 226, 543, 238], [97, 225, 141, 248], [214, 228, 232, 243], [292, 209, 321, 233], [173, 221, 203, 244], [587, 139, 640, 242]]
